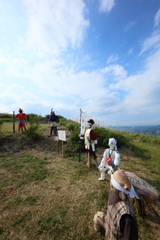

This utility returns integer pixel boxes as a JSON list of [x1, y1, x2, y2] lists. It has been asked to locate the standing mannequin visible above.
[[93, 170, 139, 240], [48, 109, 59, 137], [84, 119, 101, 168], [14, 108, 28, 132], [98, 138, 120, 180]]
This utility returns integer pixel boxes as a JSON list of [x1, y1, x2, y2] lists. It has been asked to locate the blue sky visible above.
[[0, 0, 160, 126]]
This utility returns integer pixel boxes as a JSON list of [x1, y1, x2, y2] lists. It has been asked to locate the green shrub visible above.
[[0, 114, 12, 118], [23, 125, 40, 139], [0, 118, 13, 122], [93, 126, 129, 148], [0, 119, 4, 130], [58, 116, 68, 126], [67, 121, 79, 132], [22, 114, 41, 139], [27, 114, 41, 126]]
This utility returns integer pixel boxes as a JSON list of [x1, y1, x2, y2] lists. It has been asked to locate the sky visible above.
[[0, 0, 160, 126]]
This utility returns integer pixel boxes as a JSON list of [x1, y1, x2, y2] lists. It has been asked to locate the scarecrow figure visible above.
[[98, 138, 120, 180], [14, 108, 28, 132], [93, 170, 139, 240], [48, 108, 59, 137], [84, 119, 101, 168]]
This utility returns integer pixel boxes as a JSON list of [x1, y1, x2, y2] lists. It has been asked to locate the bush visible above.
[[65, 122, 84, 157], [93, 126, 129, 149], [0, 119, 4, 130], [23, 114, 41, 139], [27, 114, 41, 126], [0, 118, 13, 122], [0, 114, 12, 118], [67, 121, 79, 132], [23, 125, 40, 139], [58, 116, 68, 126]]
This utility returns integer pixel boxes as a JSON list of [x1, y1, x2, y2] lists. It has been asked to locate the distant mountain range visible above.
[[108, 125, 160, 135]]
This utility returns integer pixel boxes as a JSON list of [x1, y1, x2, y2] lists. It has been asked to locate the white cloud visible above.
[[127, 48, 133, 55], [22, 0, 90, 57], [0, 84, 40, 112], [154, 8, 160, 28], [107, 54, 119, 64], [139, 10, 160, 55], [99, 0, 115, 13], [28, 63, 107, 99], [102, 64, 127, 81], [0, 83, 76, 115], [139, 33, 160, 55], [124, 21, 136, 31], [109, 49, 160, 114]]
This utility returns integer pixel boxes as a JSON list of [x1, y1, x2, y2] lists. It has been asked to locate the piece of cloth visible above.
[[111, 171, 140, 199], [93, 210, 138, 240], [120, 214, 138, 240], [89, 150, 97, 160], [19, 119, 25, 124], [84, 128, 100, 167], [93, 188, 138, 240], [18, 123, 27, 131], [50, 126, 57, 136], [51, 122, 57, 127], [84, 129, 100, 151], [108, 138, 117, 150], [105, 198, 137, 240], [99, 149, 120, 168], [15, 113, 28, 121], [49, 114, 58, 122]]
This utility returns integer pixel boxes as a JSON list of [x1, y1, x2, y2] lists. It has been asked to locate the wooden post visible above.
[[88, 151, 92, 168], [13, 111, 15, 133], [56, 141, 59, 152], [54, 136, 59, 152], [62, 141, 65, 158]]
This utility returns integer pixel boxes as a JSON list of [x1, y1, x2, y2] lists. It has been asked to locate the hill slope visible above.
[[0, 132, 160, 240]]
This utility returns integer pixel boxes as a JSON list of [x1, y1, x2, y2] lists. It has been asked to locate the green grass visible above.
[[0, 122, 160, 240], [1, 122, 50, 134]]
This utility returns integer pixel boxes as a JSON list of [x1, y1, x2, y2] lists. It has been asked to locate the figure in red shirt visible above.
[[14, 108, 28, 132], [84, 119, 101, 168]]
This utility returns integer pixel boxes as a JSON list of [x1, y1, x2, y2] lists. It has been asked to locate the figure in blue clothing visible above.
[[48, 108, 59, 137]]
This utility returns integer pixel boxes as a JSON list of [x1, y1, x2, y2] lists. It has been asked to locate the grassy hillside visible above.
[[0, 122, 160, 240]]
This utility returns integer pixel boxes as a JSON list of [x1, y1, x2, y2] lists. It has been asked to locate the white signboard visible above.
[[58, 130, 66, 141]]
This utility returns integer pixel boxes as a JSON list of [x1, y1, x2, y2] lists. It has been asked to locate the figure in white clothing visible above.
[[98, 138, 120, 181]]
